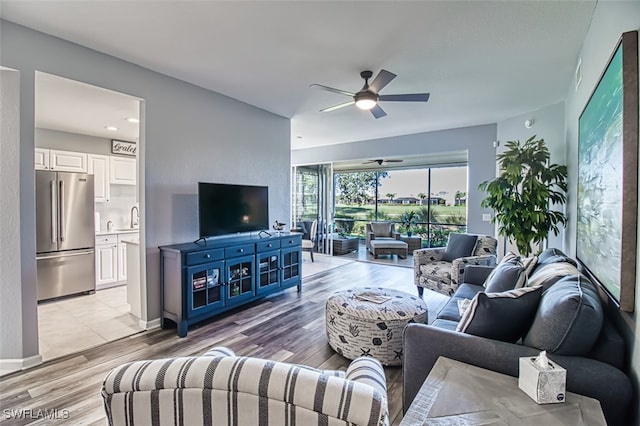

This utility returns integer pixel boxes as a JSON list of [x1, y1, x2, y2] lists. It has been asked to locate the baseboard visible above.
[[0, 354, 43, 376], [139, 317, 161, 330]]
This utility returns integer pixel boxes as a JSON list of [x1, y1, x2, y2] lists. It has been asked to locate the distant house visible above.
[[395, 196, 420, 205]]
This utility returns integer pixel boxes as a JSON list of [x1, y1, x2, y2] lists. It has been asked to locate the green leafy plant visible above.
[[478, 136, 567, 256], [400, 210, 417, 236]]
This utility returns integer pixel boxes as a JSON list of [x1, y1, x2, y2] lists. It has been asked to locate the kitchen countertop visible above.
[[96, 229, 139, 236]]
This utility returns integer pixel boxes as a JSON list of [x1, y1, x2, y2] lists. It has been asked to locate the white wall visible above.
[[0, 20, 290, 364], [496, 102, 566, 255], [563, 2, 640, 423], [291, 124, 498, 236]]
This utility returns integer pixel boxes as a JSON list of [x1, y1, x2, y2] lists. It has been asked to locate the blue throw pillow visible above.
[[443, 234, 478, 262], [483, 260, 527, 293], [456, 286, 543, 343]]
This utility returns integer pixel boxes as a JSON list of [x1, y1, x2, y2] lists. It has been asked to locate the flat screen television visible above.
[[198, 182, 269, 237]]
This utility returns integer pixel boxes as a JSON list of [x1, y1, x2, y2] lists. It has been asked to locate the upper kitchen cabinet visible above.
[[88, 154, 111, 202], [110, 156, 136, 185], [35, 148, 88, 172], [50, 149, 88, 172], [35, 148, 50, 170]]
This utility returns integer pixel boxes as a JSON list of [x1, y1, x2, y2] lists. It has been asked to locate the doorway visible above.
[[34, 72, 146, 361]]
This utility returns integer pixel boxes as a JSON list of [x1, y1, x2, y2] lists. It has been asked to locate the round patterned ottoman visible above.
[[325, 287, 428, 366]]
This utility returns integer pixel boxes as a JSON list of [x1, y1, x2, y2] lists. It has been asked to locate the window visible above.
[[334, 165, 467, 247]]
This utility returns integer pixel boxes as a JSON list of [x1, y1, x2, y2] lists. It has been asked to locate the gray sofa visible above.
[[403, 248, 632, 425]]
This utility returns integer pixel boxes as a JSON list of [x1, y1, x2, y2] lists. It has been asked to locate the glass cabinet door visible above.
[[281, 247, 301, 288], [256, 250, 281, 295], [225, 255, 255, 305], [186, 261, 224, 316]]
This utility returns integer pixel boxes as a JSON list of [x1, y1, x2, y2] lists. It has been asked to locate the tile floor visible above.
[[37, 285, 143, 361]]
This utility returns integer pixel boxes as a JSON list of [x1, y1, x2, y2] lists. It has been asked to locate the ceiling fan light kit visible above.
[[311, 69, 430, 119]]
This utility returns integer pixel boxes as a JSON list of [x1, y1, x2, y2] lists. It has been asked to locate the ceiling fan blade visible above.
[[379, 93, 430, 102], [310, 84, 355, 97], [368, 69, 396, 94], [370, 104, 387, 119], [385, 159, 404, 163], [320, 100, 355, 112]]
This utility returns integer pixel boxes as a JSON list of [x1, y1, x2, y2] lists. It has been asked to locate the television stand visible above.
[[159, 232, 302, 337]]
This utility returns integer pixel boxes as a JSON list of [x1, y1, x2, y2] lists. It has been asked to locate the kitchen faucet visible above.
[[130, 206, 139, 229]]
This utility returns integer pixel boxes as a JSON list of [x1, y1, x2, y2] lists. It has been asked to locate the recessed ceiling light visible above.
[[125, 117, 139, 123], [105, 126, 118, 131]]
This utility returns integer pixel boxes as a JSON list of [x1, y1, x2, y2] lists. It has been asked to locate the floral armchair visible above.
[[414, 233, 498, 296]]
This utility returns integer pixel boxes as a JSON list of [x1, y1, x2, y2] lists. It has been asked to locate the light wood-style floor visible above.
[[0, 259, 447, 425]]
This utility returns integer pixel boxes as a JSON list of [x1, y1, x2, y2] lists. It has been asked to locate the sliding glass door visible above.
[[334, 165, 468, 248]]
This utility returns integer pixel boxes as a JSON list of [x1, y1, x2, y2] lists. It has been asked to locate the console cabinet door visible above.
[[225, 255, 255, 306], [281, 246, 302, 289], [187, 261, 225, 316], [256, 250, 281, 295]]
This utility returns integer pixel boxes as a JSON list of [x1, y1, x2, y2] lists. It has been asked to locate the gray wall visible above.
[[35, 128, 114, 154], [0, 67, 41, 370], [0, 20, 290, 363], [563, 2, 640, 423], [496, 102, 566, 254], [291, 124, 498, 236]]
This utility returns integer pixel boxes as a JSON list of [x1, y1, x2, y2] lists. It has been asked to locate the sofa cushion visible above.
[[535, 247, 578, 269], [521, 256, 538, 276], [456, 286, 542, 343], [484, 260, 526, 293], [430, 318, 459, 331], [523, 275, 603, 355], [436, 284, 485, 321], [527, 262, 581, 291], [443, 233, 478, 262]]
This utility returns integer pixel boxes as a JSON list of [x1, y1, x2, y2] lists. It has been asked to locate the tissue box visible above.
[[518, 356, 566, 404]]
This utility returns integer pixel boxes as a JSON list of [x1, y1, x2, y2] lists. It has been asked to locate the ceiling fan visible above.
[[364, 159, 404, 166], [311, 69, 430, 119]]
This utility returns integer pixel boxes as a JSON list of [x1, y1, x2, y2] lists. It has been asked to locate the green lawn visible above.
[[335, 203, 466, 222]]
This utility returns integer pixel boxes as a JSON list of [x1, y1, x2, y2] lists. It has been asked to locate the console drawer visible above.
[[225, 244, 255, 258], [186, 248, 224, 265], [257, 240, 280, 252], [281, 235, 302, 248]]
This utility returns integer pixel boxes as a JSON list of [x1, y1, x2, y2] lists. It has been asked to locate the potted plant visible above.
[[400, 210, 417, 237], [478, 136, 567, 256]]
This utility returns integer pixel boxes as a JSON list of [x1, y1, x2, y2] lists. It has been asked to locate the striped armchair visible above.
[[101, 346, 388, 426]]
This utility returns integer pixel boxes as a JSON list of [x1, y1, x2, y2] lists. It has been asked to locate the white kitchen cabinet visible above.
[[50, 149, 88, 172], [35, 148, 50, 170], [110, 156, 136, 185], [117, 235, 129, 282], [95, 234, 118, 287], [88, 154, 110, 202]]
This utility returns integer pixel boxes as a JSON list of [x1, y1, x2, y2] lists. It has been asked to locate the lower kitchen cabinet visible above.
[[95, 232, 138, 289]]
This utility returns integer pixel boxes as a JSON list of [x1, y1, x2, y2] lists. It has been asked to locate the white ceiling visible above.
[[1, 1, 596, 150]]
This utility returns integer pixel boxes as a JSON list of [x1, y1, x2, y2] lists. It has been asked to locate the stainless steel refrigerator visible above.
[[36, 170, 95, 301]]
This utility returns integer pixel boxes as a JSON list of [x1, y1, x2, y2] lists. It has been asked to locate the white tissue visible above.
[[535, 350, 550, 369]]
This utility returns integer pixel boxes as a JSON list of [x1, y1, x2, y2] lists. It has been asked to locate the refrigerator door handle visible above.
[[59, 180, 65, 241], [37, 250, 94, 260], [50, 180, 57, 243]]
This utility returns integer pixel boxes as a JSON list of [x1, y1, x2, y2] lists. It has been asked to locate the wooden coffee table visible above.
[[401, 357, 606, 425]]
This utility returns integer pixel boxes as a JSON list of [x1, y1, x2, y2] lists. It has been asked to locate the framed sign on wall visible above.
[[111, 139, 136, 156]]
